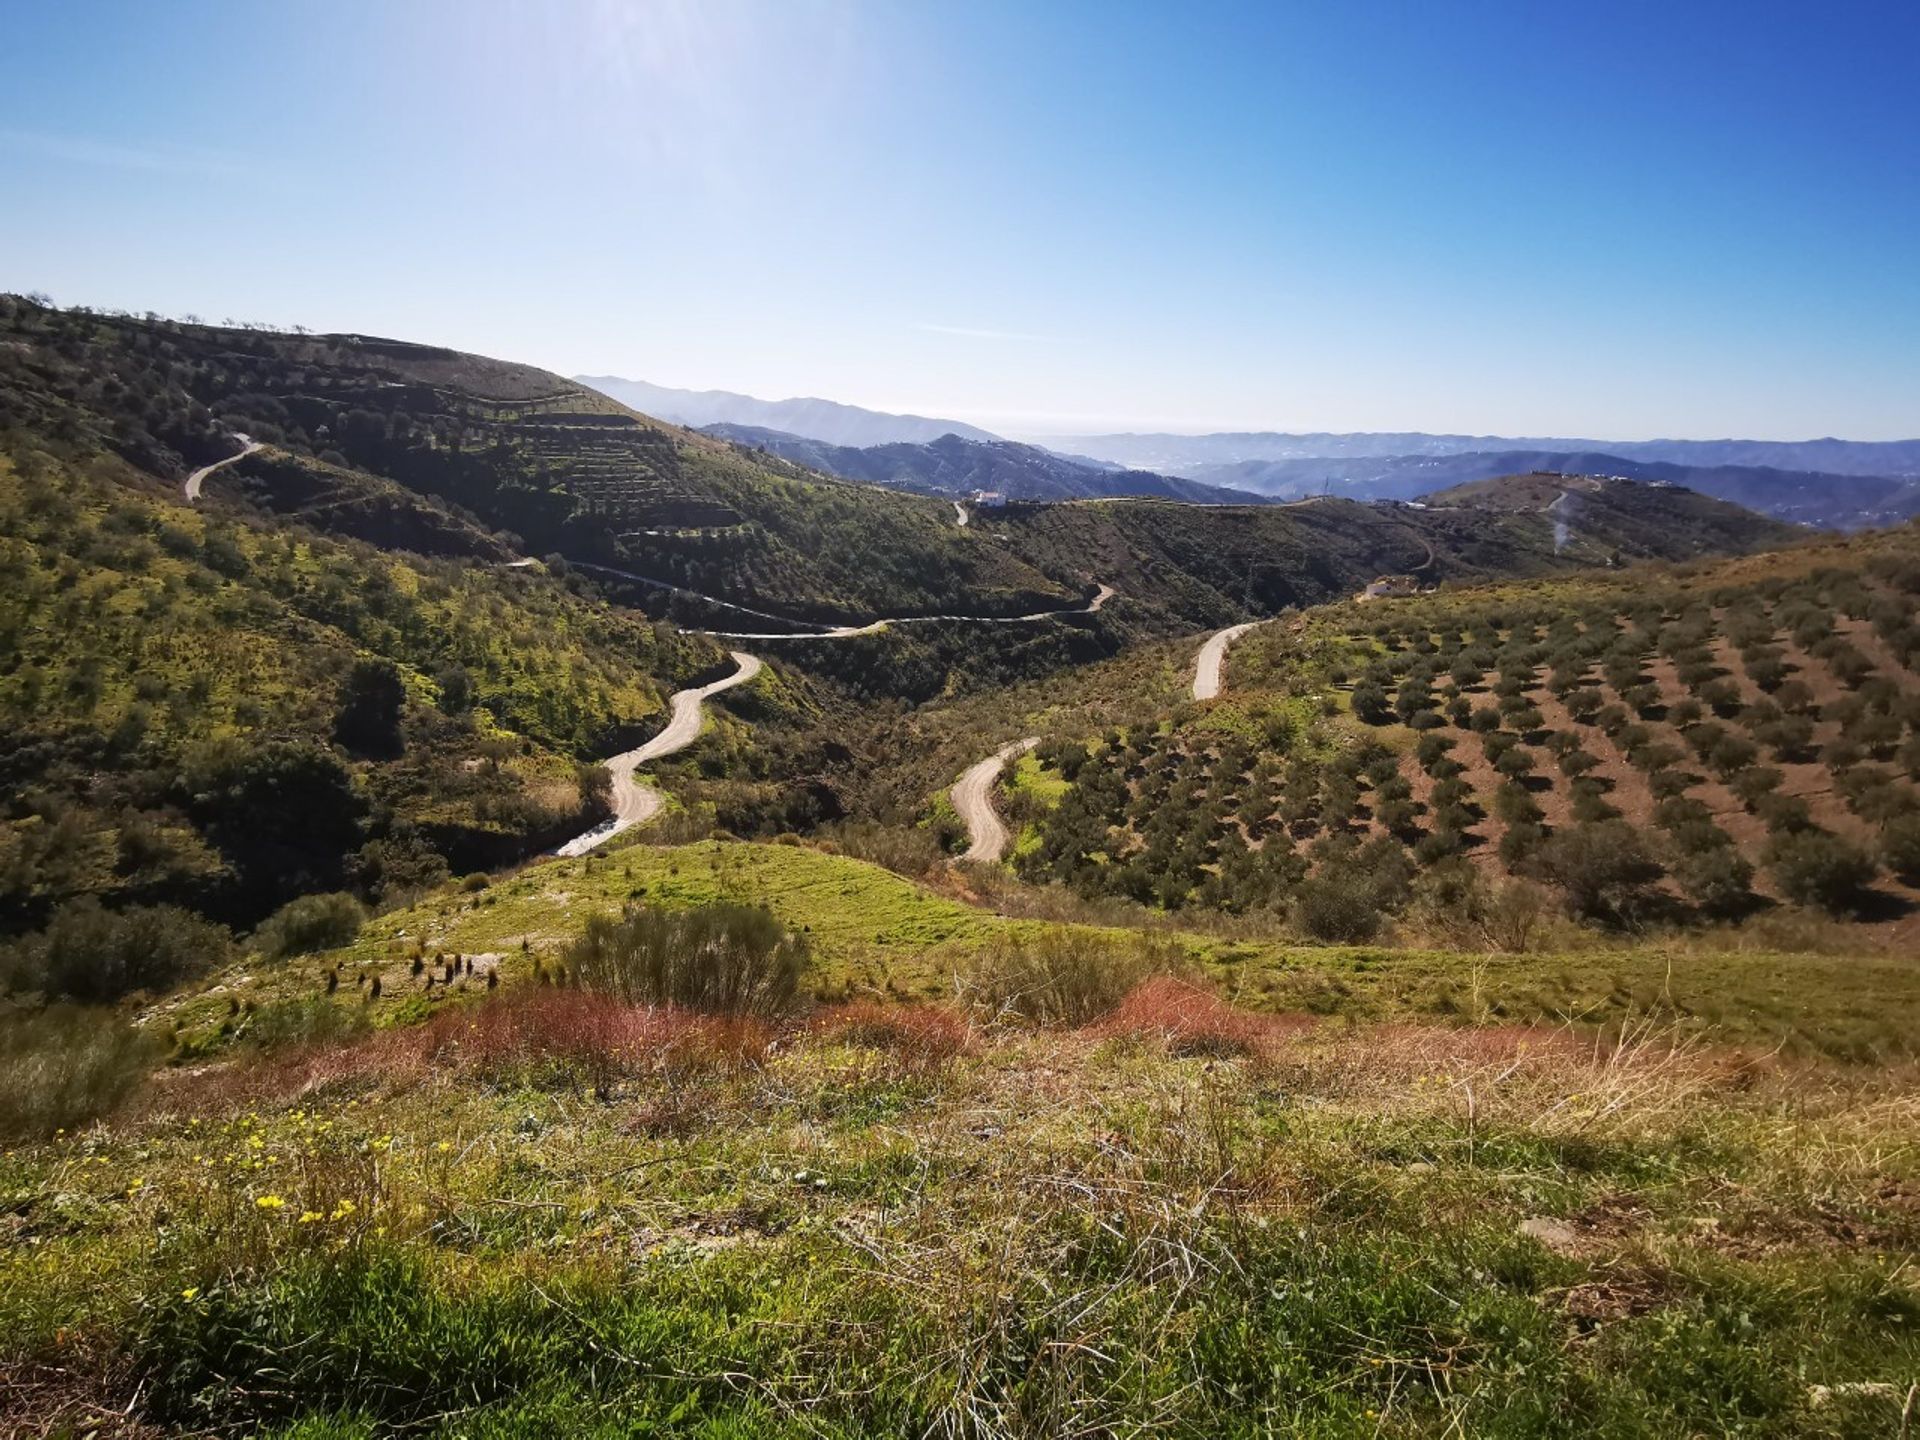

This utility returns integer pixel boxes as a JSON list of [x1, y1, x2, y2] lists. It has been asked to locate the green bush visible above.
[[1883, 814, 1920, 885], [254, 892, 368, 960], [564, 903, 806, 1018], [0, 1006, 161, 1140], [957, 929, 1172, 1026], [1527, 820, 1662, 921], [243, 996, 371, 1051], [0, 900, 233, 1003], [1765, 831, 1879, 914]]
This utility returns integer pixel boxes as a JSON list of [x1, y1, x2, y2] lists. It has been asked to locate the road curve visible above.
[[953, 500, 969, 527], [557, 652, 764, 857], [952, 736, 1039, 864], [183, 434, 262, 500], [1192, 621, 1259, 700], [706, 583, 1116, 642]]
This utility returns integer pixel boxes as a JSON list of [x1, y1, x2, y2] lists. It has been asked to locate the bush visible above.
[[1528, 820, 1662, 921], [0, 900, 233, 1003], [1883, 814, 1920, 886], [254, 892, 368, 960], [1292, 867, 1385, 942], [1673, 843, 1755, 916], [242, 996, 371, 1052], [0, 1006, 161, 1139], [958, 930, 1173, 1026], [564, 903, 807, 1018], [1765, 832, 1879, 914]]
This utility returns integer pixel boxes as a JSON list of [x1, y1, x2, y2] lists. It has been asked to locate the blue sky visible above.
[[3, 0, 1917, 439]]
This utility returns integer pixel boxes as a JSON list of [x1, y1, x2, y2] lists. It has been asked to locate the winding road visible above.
[[557, 652, 764, 857], [953, 500, 969, 527], [573, 560, 1112, 643], [1192, 621, 1260, 700], [183, 434, 261, 501], [705, 583, 1115, 642], [952, 737, 1039, 864]]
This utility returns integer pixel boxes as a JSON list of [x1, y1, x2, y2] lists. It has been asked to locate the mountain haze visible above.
[[702, 424, 1271, 506], [575, 376, 998, 447]]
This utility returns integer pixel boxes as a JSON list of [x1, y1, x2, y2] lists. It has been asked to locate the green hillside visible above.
[[0, 441, 723, 952]]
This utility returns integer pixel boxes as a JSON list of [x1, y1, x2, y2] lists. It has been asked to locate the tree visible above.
[[334, 658, 406, 757], [1882, 814, 1920, 885], [1765, 831, 1878, 914], [1527, 820, 1661, 921], [1673, 843, 1754, 917], [1350, 679, 1391, 725]]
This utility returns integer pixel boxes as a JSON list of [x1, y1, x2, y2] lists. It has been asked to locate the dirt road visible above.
[[707, 584, 1115, 642], [953, 500, 969, 527], [556, 652, 764, 857], [183, 435, 261, 500], [952, 736, 1039, 863], [1192, 621, 1258, 700]]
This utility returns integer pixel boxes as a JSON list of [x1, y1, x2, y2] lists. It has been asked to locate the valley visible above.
[[2, 296, 1916, 1439]]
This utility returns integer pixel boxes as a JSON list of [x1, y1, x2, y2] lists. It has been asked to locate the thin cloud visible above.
[[917, 322, 1065, 343], [0, 128, 245, 179]]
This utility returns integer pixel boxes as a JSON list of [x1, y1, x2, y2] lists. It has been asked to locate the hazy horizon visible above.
[[5, 1, 1918, 441]]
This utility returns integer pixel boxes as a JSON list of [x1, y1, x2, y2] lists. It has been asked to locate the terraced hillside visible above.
[[1007, 524, 1920, 943], [2, 299, 1802, 641]]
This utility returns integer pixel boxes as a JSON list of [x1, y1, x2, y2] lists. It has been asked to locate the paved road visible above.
[[952, 736, 1039, 864], [1192, 621, 1259, 700], [183, 434, 261, 500], [557, 652, 764, 856]]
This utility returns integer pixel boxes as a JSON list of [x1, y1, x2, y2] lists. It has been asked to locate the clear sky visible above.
[[3, 0, 1917, 440]]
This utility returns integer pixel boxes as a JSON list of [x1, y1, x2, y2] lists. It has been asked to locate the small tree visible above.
[[1765, 832, 1878, 914]]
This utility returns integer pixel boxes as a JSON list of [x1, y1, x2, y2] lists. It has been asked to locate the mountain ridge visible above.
[[574, 375, 998, 447]]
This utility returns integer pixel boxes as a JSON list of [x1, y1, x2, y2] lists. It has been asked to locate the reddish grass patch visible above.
[[1089, 977, 1313, 1058], [155, 991, 772, 1114]]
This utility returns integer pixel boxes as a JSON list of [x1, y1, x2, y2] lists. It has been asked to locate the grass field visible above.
[[149, 840, 1920, 1066], [5, 979, 1917, 1436]]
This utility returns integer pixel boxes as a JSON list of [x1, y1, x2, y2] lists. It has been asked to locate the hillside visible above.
[[703, 423, 1270, 504], [0, 298, 1083, 628], [574, 375, 998, 445], [1187, 449, 1920, 530], [999, 519, 1920, 949], [0, 442, 726, 949], [1051, 427, 1920, 479]]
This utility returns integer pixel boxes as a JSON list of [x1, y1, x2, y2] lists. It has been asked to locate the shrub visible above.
[[1673, 843, 1754, 917], [254, 892, 368, 960], [1765, 832, 1878, 914], [1882, 814, 1920, 885], [0, 901, 233, 1003], [564, 903, 807, 1018], [958, 930, 1173, 1026], [243, 996, 371, 1052], [0, 1006, 161, 1139], [1528, 820, 1662, 921], [1292, 867, 1386, 941]]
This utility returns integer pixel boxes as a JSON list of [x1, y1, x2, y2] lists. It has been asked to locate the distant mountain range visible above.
[[701, 424, 1269, 506], [575, 381, 1920, 530], [1174, 450, 1920, 530], [574, 377, 997, 448], [1048, 430, 1920, 479]]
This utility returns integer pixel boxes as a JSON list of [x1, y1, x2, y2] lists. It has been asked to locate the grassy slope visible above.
[[6, 985, 1917, 1435], [159, 839, 1920, 1062]]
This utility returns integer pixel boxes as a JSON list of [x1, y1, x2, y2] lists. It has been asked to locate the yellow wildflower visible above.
[[181, 1287, 200, 1301], [255, 1194, 287, 1210]]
